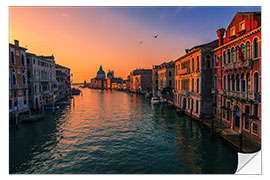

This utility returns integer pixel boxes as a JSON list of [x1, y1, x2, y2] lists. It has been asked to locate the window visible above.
[[231, 47, 235, 62], [254, 72, 259, 93], [197, 56, 199, 71], [240, 43, 246, 60], [196, 100, 198, 113], [223, 51, 226, 65], [169, 71, 171, 77], [22, 70, 26, 85], [253, 104, 259, 117], [12, 69, 16, 86], [9, 100, 12, 110], [232, 75, 235, 91], [241, 74, 245, 92], [227, 75, 231, 91], [244, 105, 250, 130], [253, 123, 258, 134], [236, 74, 240, 91], [246, 41, 251, 59], [192, 58, 194, 72], [13, 91, 17, 97], [33, 58, 36, 64], [253, 38, 259, 58], [224, 76, 226, 90], [24, 99, 27, 105], [27, 58, 30, 64], [196, 78, 199, 93], [23, 90, 27, 96], [205, 55, 211, 68], [235, 46, 239, 62], [169, 80, 172, 87], [230, 27, 235, 36], [21, 53, 25, 66], [239, 21, 245, 31], [11, 51, 15, 64], [227, 49, 231, 63]]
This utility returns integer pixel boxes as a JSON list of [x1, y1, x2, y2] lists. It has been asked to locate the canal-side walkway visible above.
[[191, 117, 261, 153]]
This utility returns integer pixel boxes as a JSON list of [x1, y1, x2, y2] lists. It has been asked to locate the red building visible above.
[[213, 12, 261, 141]]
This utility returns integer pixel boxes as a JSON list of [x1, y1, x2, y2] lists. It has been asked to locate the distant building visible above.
[[9, 40, 29, 116], [213, 12, 261, 140], [129, 69, 152, 93], [152, 61, 175, 97], [174, 40, 218, 119], [56, 64, 71, 100], [90, 65, 106, 89]]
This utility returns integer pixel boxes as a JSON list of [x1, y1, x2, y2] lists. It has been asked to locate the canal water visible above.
[[9, 88, 238, 174]]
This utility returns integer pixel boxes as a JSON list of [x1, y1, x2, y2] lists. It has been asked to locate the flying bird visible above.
[[139, 41, 143, 44], [153, 34, 159, 38]]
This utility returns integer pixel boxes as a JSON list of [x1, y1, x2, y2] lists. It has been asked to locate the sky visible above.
[[9, 6, 261, 83]]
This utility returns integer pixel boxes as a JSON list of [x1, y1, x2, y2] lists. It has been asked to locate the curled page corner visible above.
[[236, 150, 261, 174]]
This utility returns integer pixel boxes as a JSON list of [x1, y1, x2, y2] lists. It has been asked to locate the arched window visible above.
[[227, 74, 231, 91], [232, 75, 235, 91], [231, 47, 235, 62], [254, 72, 259, 93], [227, 49, 231, 63], [253, 38, 259, 58], [246, 41, 251, 59], [235, 45, 239, 62], [236, 74, 240, 91], [192, 58, 194, 72], [205, 55, 211, 68], [241, 73, 245, 92], [223, 51, 226, 65], [241, 43, 246, 60], [246, 73, 250, 93], [224, 75, 226, 90]]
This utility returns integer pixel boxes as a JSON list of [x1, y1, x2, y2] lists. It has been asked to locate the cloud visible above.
[[159, 10, 167, 21]]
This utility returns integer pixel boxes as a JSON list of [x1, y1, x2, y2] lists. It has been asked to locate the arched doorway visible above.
[[233, 105, 240, 129]]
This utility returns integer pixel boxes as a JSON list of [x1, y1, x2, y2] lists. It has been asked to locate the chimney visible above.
[[216, 28, 225, 46], [185, 49, 189, 54], [14, 40, 19, 46]]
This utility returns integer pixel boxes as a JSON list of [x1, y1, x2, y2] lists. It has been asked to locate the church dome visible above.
[[96, 65, 106, 79]]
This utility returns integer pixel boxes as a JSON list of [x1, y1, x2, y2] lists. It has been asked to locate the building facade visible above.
[[152, 61, 175, 98], [213, 12, 261, 140], [56, 64, 71, 101], [129, 69, 152, 93], [9, 40, 29, 116], [174, 40, 218, 119], [26, 53, 58, 109]]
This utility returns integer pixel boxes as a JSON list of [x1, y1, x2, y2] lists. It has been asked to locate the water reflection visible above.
[[10, 88, 237, 174]]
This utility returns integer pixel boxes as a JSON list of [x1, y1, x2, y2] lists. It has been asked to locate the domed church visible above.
[[96, 65, 106, 79]]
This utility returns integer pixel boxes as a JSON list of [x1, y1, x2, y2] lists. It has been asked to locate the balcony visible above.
[[224, 60, 251, 71], [13, 84, 19, 89], [177, 68, 190, 75], [43, 90, 49, 94], [181, 90, 190, 96], [254, 92, 261, 103]]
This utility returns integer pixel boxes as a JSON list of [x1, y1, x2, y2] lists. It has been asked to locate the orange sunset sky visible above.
[[9, 6, 261, 83]]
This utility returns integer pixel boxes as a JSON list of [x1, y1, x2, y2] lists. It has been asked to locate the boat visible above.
[[72, 88, 81, 95], [57, 101, 70, 106], [44, 106, 60, 110], [151, 97, 160, 105]]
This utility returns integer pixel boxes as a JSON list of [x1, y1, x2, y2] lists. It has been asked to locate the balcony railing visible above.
[[181, 90, 190, 96], [224, 60, 251, 71], [23, 84, 28, 89], [177, 68, 190, 75]]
